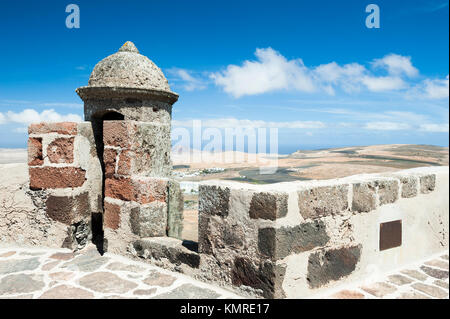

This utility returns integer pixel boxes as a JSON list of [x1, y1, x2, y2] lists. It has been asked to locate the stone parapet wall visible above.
[[23, 122, 102, 250], [197, 166, 449, 298]]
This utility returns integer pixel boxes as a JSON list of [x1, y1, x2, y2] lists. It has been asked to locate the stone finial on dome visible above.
[[118, 41, 139, 53]]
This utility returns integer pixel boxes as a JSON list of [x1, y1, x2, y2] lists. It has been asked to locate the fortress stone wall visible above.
[[194, 166, 448, 298], [124, 166, 448, 298], [0, 42, 447, 299]]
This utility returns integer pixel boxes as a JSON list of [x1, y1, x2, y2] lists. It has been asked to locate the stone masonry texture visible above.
[[420, 174, 436, 194], [47, 137, 75, 164], [198, 185, 230, 218], [24, 121, 102, 251], [377, 179, 399, 205], [258, 221, 330, 260], [231, 257, 287, 299], [307, 245, 362, 288], [28, 122, 78, 135], [27, 137, 43, 166], [399, 175, 418, 198], [298, 185, 349, 219], [352, 182, 377, 212], [249, 192, 288, 220], [29, 167, 86, 190], [104, 201, 121, 230], [46, 193, 90, 225]]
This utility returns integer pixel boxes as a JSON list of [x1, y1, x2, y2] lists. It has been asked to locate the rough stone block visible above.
[[399, 176, 418, 198], [249, 192, 288, 220], [231, 257, 286, 298], [258, 220, 330, 260], [133, 237, 200, 268], [103, 148, 118, 177], [377, 179, 399, 205], [27, 137, 43, 166], [47, 137, 75, 164], [130, 201, 167, 237], [105, 176, 167, 204], [198, 185, 230, 217], [29, 167, 86, 190], [103, 121, 134, 148], [46, 192, 90, 225], [198, 214, 247, 255], [307, 245, 361, 288], [167, 180, 184, 239], [104, 201, 121, 230], [352, 182, 376, 212], [298, 185, 348, 219], [117, 150, 132, 175], [103, 121, 172, 177], [104, 176, 134, 201], [28, 122, 78, 135], [419, 174, 436, 194], [134, 178, 167, 204], [198, 214, 213, 254]]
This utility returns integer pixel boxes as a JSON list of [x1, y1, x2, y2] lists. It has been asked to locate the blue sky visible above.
[[0, 0, 448, 153]]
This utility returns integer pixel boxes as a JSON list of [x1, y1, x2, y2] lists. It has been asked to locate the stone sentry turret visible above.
[[75, 41, 183, 253], [76, 41, 178, 124], [26, 41, 183, 254]]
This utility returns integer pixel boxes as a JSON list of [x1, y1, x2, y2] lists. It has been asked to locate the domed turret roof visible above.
[[87, 41, 172, 92]]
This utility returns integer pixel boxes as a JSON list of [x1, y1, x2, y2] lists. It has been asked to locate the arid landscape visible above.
[[171, 144, 449, 241], [173, 144, 448, 184]]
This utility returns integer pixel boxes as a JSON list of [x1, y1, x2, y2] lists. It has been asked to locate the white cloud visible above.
[[0, 100, 83, 109], [313, 62, 366, 93], [423, 75, 449, 99], [1, 109, 82, 126], [419, 123, 449, 133], [172, 118, 325, 129], [167, 68, 207, 91], [372, 54, 418, 77], [211, 48, 316, 97], [361, 76, 406, 92], [406, 75, 449, 100], [364, 122, 411, 131], [211, 48, 439, 97]]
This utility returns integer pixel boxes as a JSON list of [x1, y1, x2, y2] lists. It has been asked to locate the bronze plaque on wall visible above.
[[379, 220, 402, 251]]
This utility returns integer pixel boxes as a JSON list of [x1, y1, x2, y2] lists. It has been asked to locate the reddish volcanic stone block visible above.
[[136, 178, 167, 204], [117, 150, 132, 175], [104, 201, 121, 230], [103, 148, 118, 177], [104, 176, 168, 204], [28, 122, 77, 135], [105, 176, 134, 201], [103, 121, 135, 148], [47, 137, 75, 164], [29, 167, 86, 190], [28, 137, 43, 166]]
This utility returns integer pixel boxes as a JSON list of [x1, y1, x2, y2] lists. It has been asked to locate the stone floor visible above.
[[0, 244, 241, 299], [0, 245, 448, 299], [321, 252, 449, 299]]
